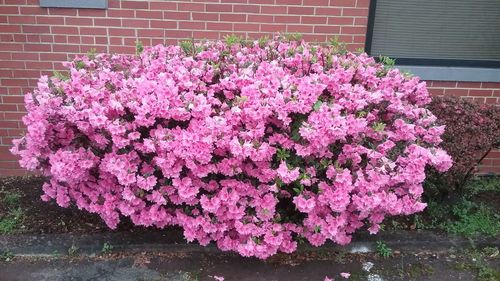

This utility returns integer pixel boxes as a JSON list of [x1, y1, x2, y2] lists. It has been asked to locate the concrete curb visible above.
[[1, 230, 499, 258]]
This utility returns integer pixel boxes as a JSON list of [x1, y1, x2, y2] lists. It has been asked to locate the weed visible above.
[[444, 200, 500, 237], [0, 207, 24, 234], [376, 241, 393, 258], [68, 244, 79, 256], [179, 270, 200, 281], [453, 247, 500, 281], [102, 242, 114, 254], [135, 40, 144, 55], [328, 36, 347, 54], [1, 189, 21, 207], [223, 34, 243, 47], [0, 250, 13, 262]]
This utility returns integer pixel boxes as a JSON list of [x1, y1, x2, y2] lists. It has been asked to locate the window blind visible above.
[[369, 0, 500, 62]]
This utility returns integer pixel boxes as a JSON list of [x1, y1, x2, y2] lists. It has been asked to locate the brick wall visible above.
[[0, 0, 498, 176]]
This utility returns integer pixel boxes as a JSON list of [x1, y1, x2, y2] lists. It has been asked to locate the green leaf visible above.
[[372, 122, 386, 132], [135, 40, 144, 55], [313, 100, 323, 111]]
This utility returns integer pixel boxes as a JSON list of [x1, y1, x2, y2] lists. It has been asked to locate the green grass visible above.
[[376, 241, 393, 258], [453, 247, 500, 281], [384, 176, 500, 238], [443, 200, 500, 237], [0, 188, 24, 235]]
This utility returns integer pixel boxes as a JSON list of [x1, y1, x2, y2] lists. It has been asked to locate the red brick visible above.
[[261, 5, 287, 14], [109, 28, 135, 36], [234, 5, 260, 13], [23, 25, 50, 34], [179, 21, 206, 30], [234, 23, 260, 32], [150, 2, 177, 10], [81, 36, 94, 44], [107, 9, 135, 18], [427, 88, 444, 96], [9, 15, 36, 24], [288, 6, 314, 15], [52, 26, 78, 34], [178, 3, 205, 12], [193, 31, 220, 39], [274, 16, 301, 24], [207, 22, 233, 31], [248, 14, 273, 23], [76, 9, 106, 17], [0, 104, 18, 112], [287, 24, 314, 33], [221, 0, 247, 3], [52, 44, 80, 53], [137, 29, 164, 37], [341, 26, 367, 34], [36, 16, 64, 24], [248, 0, 274, 4], [206, 4, 233, 12], [342, 8, 368, 16], [151, 20, 177, 29], [356, 0, 370, 8], [193, 12, 219, 21], [122, 19, 149, 28], [221, 13, 247, 22], [330, 0, 356, 7], [481, 82, 500, 89], [316, 7, 342, 16], [95, 37, 108, 45], [303, 0, 329, 5], [430, 81, 457, 88], [39, 53, 67, 61], [135, 10, 162, 18], [444, 88, 468, 97], [328, 17, 354, 25], [121, 1, 149, 9], [80, 27, 107, 36], [314, 25, 341, 33], [164, 11, 190, 20], [25, 61, 53, 69], [275, 0, 301, 5], [261, 24, 286, 32], [48, 8, 77, 16], [302, 16, 328, 24], [20, 6, 47, 15], [23, 44, 51, 52], [0, 6, 19, 14], [165, 30, 193, 39], [468, 89, 493, 97], [94, 18, 121, 26], [65, 17, 93, 25], [2, 96, 24, 103]]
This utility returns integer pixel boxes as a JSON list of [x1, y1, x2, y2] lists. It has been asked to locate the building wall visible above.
[[0, 0, 498, 175]]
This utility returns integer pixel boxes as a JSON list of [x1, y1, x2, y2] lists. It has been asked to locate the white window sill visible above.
[[40, 0, 107, 9], [398, 65, 500, 82]]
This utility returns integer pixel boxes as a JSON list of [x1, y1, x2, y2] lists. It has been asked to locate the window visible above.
[[40, 0, 108, 9], [365, 0, 500, 70]]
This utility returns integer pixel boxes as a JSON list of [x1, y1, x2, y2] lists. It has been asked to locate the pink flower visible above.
[[277, 161, 300, 184], [10, 37, 451, 260], [340, 272, 350, 279]]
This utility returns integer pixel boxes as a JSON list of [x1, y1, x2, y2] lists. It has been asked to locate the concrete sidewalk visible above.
[[0, 230, 498, 281], [0, 249, 486, 281]]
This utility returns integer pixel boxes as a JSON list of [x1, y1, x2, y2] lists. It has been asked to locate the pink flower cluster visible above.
[[11, 38, 452, 259]]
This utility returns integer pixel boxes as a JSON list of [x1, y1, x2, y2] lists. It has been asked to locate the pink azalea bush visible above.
[[11, 37, 452, 259]]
